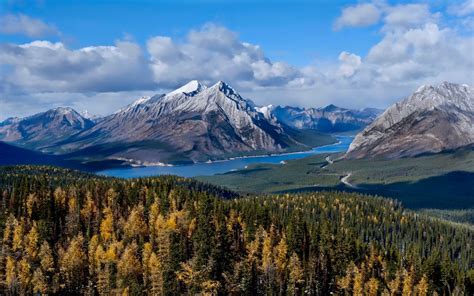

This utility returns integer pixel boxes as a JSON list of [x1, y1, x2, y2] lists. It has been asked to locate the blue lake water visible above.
[[98, 135, 354, 178]]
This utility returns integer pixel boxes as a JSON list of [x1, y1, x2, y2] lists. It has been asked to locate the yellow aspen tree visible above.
[[18, 257, 31, 294], [117, 242, 142, 289], [95, 245, 111, 296], [288, 252, 304, 295], [148, 252, 164, 296], [66, 194, 81, 236], [59, 234, 86, 291], [122, 286, 130, 296], [5, 256, 17, 293], [415, 274, 429, 296], [124, 204, 148, 241], [2, 214, 15, 247], [353, 265, 364, 296], [274, 234, 288, 273], [176, 261, 200, 293], [201, 280, 221, 296], [54, 187, 66, 209], [148, 200, 160, 243], [31, 268, 47, 294], [26, 222, 39, 261], [87, 235, 100, 279], [80, 191, 96, 234], [26, 193, 37, 218], [388, 270, 402, 295], [365, 277, 379, 296], [274, 234, 288, 294], [261, 230, 275, 293], [100, 207, 114, 242], [142, 242, 153, 289], [154, 214, 171, 269], [39, 241, 54, 272], [261, 231, 273, 274], [338, 261, 356, 293], [106, 188, 117, 209], [37, 241, 54, 292], [12, 219, 24, 252], [402, 267, 414, 296]]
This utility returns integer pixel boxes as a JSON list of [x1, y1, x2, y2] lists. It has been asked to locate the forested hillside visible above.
[[0, 166, 472, 295]]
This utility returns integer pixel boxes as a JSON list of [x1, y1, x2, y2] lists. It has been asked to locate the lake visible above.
[[98, 135, 354, 178]]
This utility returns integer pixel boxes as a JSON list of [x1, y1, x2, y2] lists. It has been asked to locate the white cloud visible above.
[[337, 51, 362, 78], [147, 24, 304, 88], [448, 0, 474, 16], [0, 39, 154, 93], [0, 14, 59, 37], [383, 4, 438, 30], [333, 3, 381, 30]]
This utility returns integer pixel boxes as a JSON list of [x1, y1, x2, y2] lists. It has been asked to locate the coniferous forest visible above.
[[0, 166, 472, 295]]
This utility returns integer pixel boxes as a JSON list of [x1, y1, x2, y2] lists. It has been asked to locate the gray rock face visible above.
[[60, 81, 302, 163], [0, 107, 94, 150], [345, 82, 474, 159], [272, 104, 382, 132]]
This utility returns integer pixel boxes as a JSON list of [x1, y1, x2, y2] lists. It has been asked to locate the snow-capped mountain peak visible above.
[[168, 80, 206, 96], [256, 105, 274, 119]]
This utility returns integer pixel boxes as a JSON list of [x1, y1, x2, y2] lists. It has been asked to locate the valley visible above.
[[198, 147, 474, 211]]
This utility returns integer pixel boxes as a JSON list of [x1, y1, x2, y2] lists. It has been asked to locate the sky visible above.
[[0, 0, 473, 119]]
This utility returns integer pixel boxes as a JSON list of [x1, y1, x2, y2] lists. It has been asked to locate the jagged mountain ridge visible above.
[[0, 107, 94, 150], [271, 104, 382, 132], [345, 82, 474, 159], [58, 80, 322, 163]]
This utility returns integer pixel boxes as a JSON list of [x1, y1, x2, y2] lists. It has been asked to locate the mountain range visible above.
[[0, 107, 94, 150], [270, 104, 382, 132], [346, 82, 474, 159], [1, 80, 471, 167], [2, 80, 372, 166], [56, 80, 333, 164]]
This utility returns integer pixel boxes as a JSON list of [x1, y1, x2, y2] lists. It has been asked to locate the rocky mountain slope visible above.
[[59, 81, 327, 164], [0, 107, 94, 150], [346, 82, 474, 159], [271, 104, 382, 132]]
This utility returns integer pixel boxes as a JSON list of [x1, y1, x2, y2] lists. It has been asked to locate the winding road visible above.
[[341, 173, 357, 188]]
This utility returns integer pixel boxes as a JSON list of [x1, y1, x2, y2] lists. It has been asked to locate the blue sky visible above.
[[2, 0, 381, 64], [0, 0, 473, 118]]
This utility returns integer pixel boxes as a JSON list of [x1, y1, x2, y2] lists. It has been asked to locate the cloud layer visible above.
[[0, 14, 59, 37], [1, 1, 473, 119]]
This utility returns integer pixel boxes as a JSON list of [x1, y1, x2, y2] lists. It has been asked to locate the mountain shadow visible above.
[[276, 171, 474, 210]]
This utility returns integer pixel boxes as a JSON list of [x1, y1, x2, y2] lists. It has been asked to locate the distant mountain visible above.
[[0, 107, 94, 150], [346, 82, 474, 159], [0, 141, 80, 169], [271, 104, 382, 132], [58, 81, 332, 164]]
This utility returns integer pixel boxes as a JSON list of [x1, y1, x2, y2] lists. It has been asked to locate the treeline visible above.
[[0, 166, 472, 295]]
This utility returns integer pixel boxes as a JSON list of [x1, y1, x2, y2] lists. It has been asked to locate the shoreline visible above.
[[117, 136, 351, 169]]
